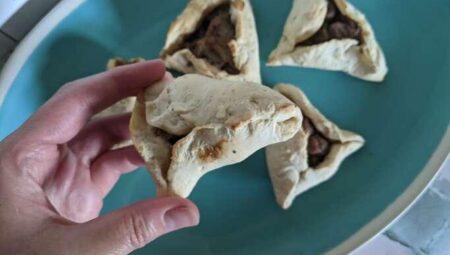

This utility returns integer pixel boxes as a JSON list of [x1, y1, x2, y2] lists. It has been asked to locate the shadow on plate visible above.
[[36, 34, 114, 101]]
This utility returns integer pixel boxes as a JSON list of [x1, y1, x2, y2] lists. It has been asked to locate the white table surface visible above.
[[1, 2, 449, 254]]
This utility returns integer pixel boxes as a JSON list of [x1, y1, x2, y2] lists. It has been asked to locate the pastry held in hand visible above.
[[268, 0, 387, 82], [130, 74, 302, 197], [266, 84, 364, 209], [160, 0, 261, 83]]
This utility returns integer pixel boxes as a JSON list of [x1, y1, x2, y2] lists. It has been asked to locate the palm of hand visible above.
[[42, 143, 106, 223], [2, 112, 136, 223]]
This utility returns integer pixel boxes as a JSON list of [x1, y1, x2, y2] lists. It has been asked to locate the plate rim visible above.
[[0, 0, 448, 254]]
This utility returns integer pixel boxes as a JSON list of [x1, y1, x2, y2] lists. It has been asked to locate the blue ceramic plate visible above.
[[0, 1, 449, 254]]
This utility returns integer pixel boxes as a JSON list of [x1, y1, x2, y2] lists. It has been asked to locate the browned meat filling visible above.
[[112, 58, 143, 67], [302, 117, 332, 167], [297, 0, 362, 47], [172, 4, 239, 74]]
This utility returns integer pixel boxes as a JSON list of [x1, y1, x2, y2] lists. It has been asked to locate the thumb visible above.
[[74, 197, 199, 255]]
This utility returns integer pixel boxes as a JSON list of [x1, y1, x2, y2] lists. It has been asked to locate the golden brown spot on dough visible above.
[[198, 140, 226, 162], [228, 41, 238, 56], [232, 0, 245, 11], [231, 116, 254, 130], [229, 119, 245, 130], [280, 117, 298, 128], [279, 103, 295, 112], [249, 96, 259, 105]]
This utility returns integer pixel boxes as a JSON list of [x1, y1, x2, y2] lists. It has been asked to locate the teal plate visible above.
[[0, 0, 449, 254]]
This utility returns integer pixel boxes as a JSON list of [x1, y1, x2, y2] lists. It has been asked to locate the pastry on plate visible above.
[[268, 0, 387, 82], [160, 0, 261, 83], [266, 84, 364, 209], [130, 74, 302, 197]]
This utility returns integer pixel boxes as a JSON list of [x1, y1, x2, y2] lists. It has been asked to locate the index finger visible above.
[[18, 59, 165, 144]]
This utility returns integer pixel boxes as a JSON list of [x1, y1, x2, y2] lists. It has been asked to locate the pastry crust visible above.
[[160, 0, 261, 83], [268, 0, 387, 82], [130, 74, 302, 197], [266, 84, 364, 209]]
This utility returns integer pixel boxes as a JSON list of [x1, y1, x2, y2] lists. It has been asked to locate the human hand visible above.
[[0, 60, 199, 255]]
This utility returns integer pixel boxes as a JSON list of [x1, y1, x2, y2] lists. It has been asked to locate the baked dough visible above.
[[130, 74, 302, 197], [268, 0, 387, 82], [160, 0, 261, 83], [266, 84, 364, 209]]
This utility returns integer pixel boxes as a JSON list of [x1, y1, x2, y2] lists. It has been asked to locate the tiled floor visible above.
[[355, 235, 414, 255], [1, 2, 449, 254], [355, 159, 450, 255]]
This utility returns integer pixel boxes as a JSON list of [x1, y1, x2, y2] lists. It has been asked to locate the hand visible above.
[[0, 60, 199, 255]]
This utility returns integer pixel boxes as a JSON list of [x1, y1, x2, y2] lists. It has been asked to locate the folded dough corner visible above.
[[266, 84, 364, 209], [160, 0, 261, 83], [268, 0, 387, 82], [130, 74, 302, 197]]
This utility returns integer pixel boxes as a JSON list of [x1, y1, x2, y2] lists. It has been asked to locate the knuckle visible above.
[[56, 81, 93, 112], [124, 213, 159, 249], [55, 79, 86, 100], [108, 71, 132, 96], [56, 81, 77, 95]]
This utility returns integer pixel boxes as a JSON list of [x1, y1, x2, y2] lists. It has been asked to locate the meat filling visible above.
[[112, 58, 143, 67], [174, 4, 239, 74], [297, 0, 362, 47], [302, 117, 332, 167]]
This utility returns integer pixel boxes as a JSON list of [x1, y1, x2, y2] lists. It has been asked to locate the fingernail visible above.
[[164, 206, 197, 232]]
